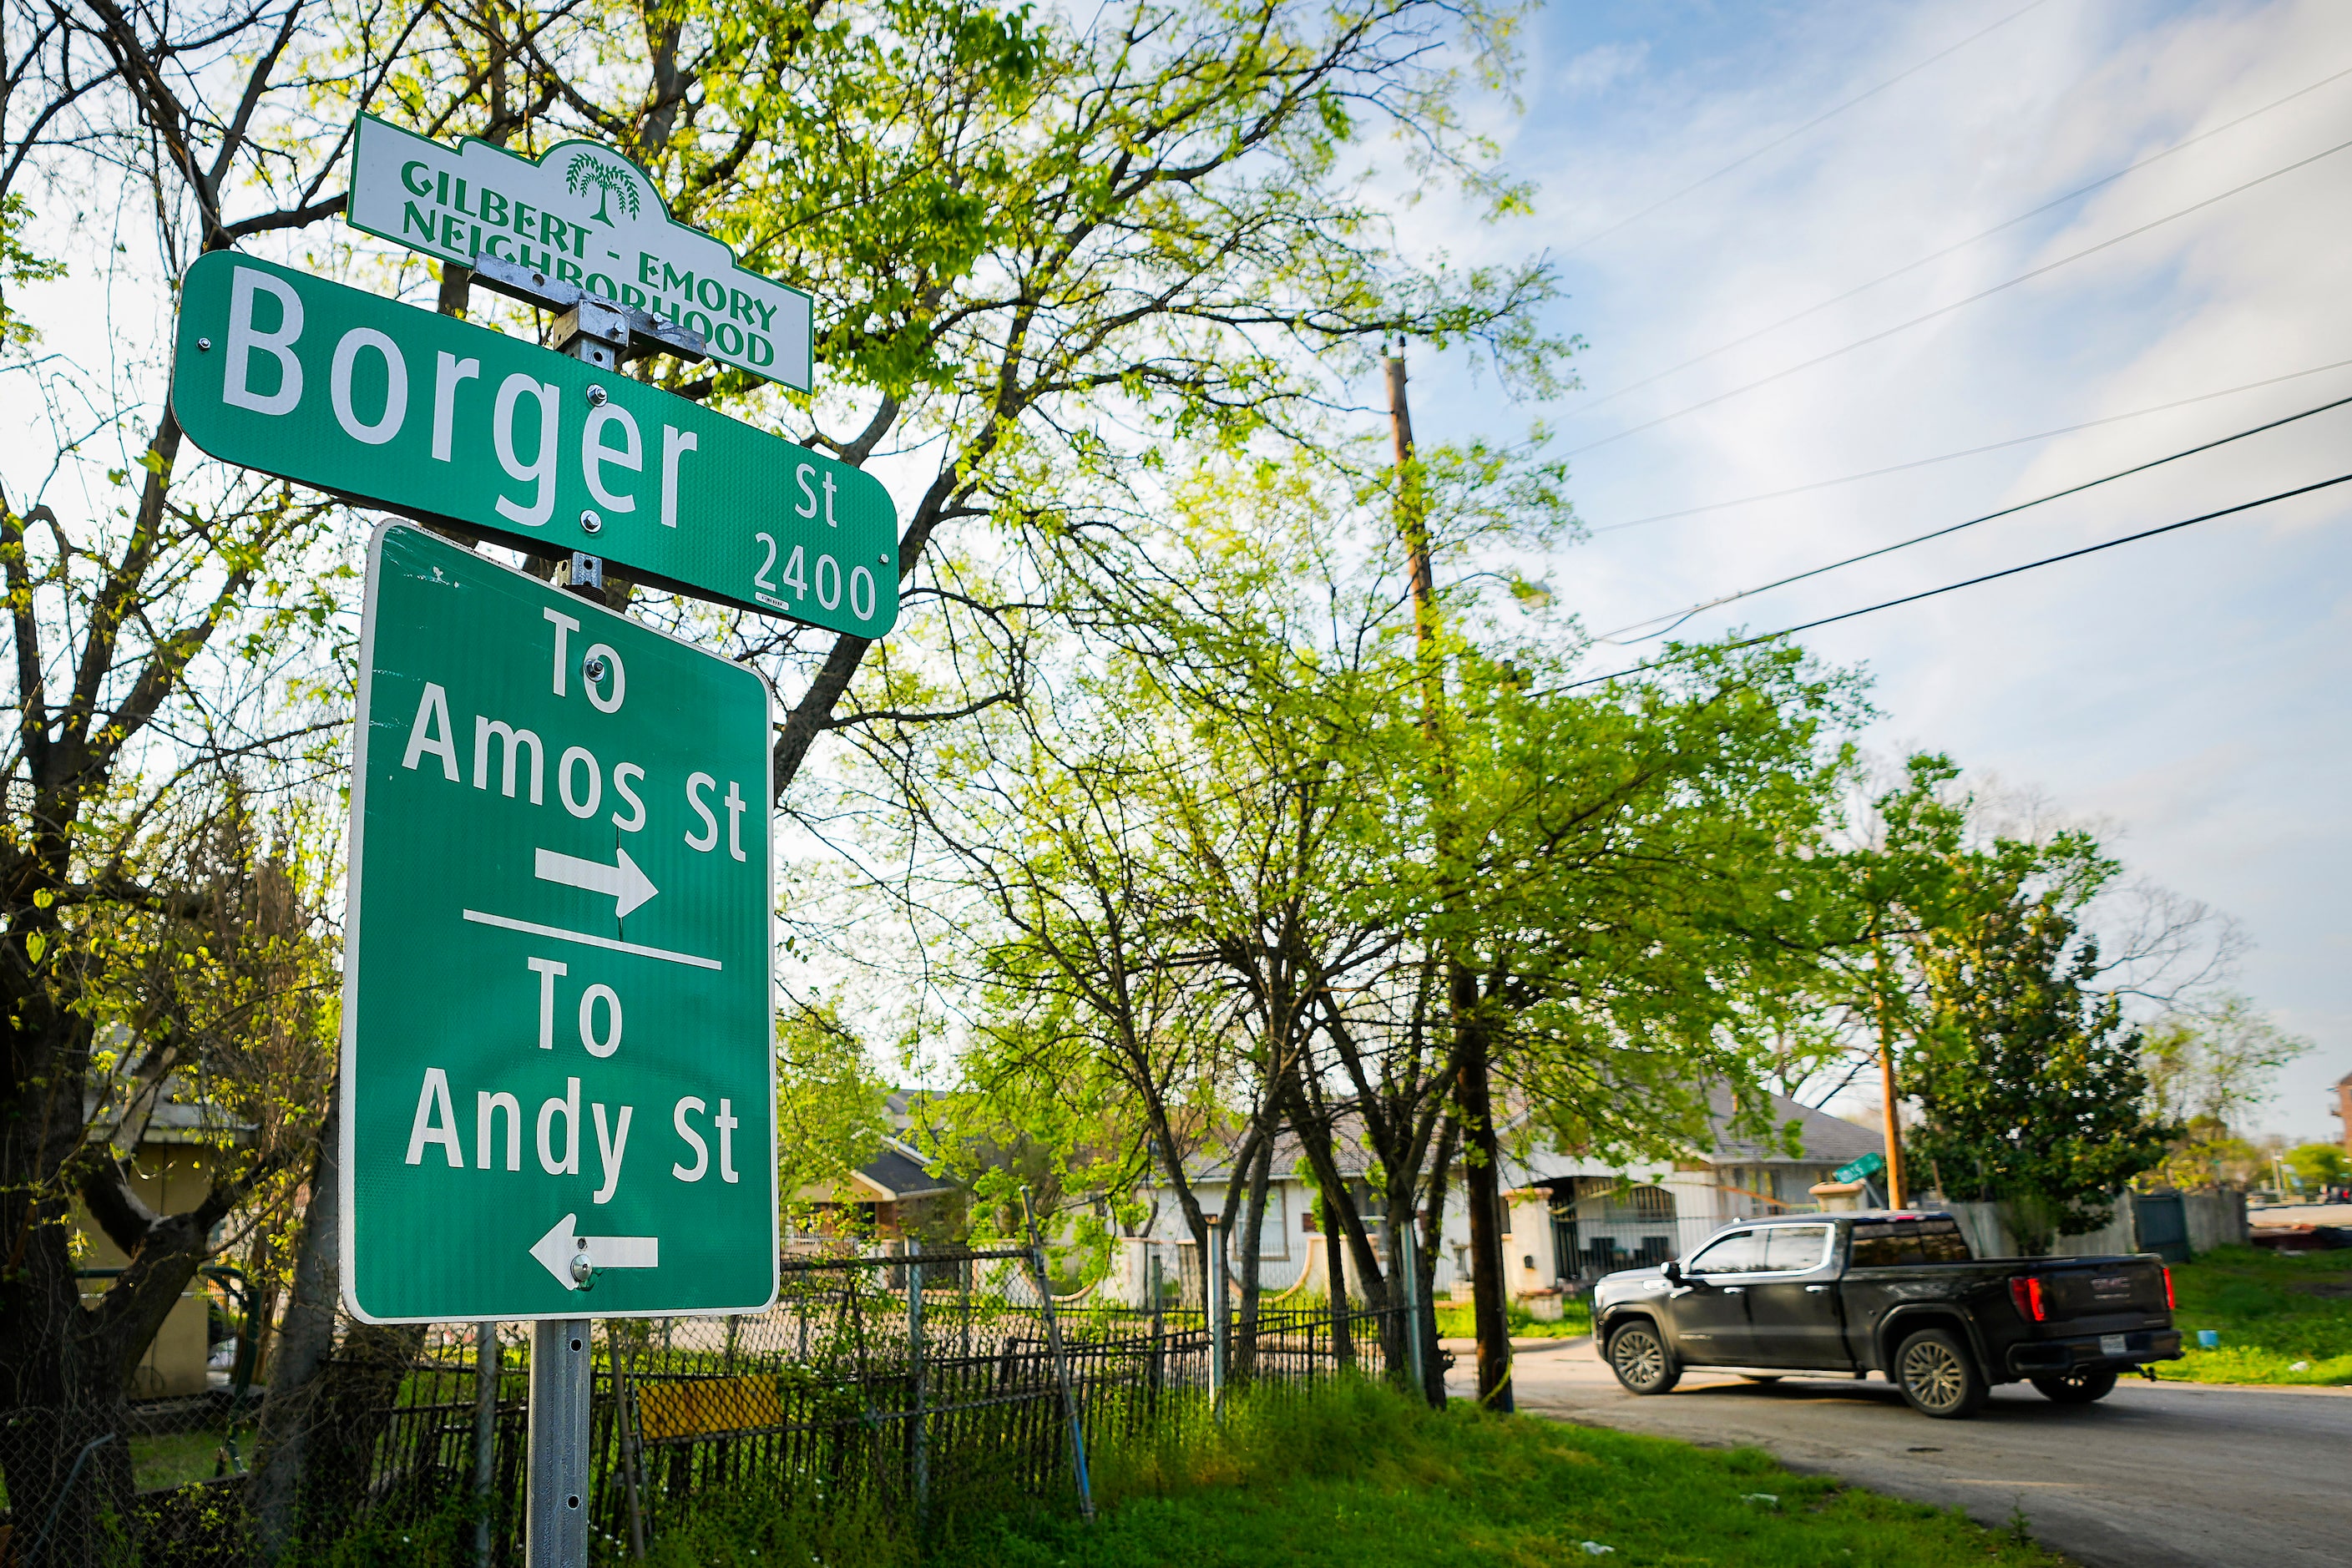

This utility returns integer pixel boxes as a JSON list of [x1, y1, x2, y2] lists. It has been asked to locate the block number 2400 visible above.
[[755, 534, 878, 621]]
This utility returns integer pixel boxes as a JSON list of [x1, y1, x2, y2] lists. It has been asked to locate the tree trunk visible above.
[[1321, 1189, 1352, 1366], [1232, 1138, 1274, 1380], [248, 1103, 341, 1560], [1, 1033, 230, 1565], [245, 1091, 422, 1560], [1419, 1118, 1459, 1409], [1454, 976, 1514, 1412]]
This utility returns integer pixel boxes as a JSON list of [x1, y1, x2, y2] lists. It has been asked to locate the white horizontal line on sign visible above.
[[462, 909, 721, 970]]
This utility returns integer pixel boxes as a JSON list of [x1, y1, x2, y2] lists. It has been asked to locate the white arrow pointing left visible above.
[[534, 846, 659, 918], [530, 1213, 660, 1290]]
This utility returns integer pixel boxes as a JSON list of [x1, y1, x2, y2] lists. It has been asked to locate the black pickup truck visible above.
[[1591, 1211, 2183, 1418]]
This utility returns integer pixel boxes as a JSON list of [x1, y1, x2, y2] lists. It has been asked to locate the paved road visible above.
[[1444, 1338, 2352, 1568]]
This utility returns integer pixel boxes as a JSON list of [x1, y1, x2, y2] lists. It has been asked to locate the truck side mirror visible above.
[[1662, 1258, 1683, 1286]]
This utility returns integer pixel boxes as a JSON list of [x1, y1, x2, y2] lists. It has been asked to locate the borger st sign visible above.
[[343, 523, 776, 1322], [348, 114, 812, 390], [170, 253, 898, 636]]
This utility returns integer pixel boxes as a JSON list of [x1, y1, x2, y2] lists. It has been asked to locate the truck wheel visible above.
[[1607, 1321, 1681, 1395], [1894, 1328, 1987, 1419], [2030, 1368, 2118, 1405]]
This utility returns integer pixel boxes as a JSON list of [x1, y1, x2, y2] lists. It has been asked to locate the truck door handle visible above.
[[1805, 1285, 1831, 1293], [1721, 1286, 1743, 1294]]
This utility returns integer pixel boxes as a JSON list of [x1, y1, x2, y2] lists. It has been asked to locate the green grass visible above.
[[634, 1380, 2064, 1568], [129, 1428, 241, 1490], [1433, 1296, 1593, 1340], [2154, 1244, 2352, 1386]]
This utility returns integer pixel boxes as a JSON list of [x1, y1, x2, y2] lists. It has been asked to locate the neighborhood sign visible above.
[[341, 523, 778, 1323], [348, 113, 813, 390], [170, 252, 898, 635], [1834, 1151, 1888, 1186]]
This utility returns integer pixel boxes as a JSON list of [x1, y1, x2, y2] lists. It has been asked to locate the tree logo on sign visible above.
[[565, 152, 641, 226]]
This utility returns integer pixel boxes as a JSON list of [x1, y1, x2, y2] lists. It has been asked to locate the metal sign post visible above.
[[526, 1319, 592, 1566]]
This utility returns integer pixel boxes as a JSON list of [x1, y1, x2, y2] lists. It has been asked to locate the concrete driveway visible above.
[[1445, 1338, 2352, 1568]]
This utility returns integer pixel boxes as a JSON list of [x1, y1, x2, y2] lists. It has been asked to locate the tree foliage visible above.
[[1906, 878, 2174, 1250]]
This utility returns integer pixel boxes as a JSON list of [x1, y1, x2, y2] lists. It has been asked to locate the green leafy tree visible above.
[[773, 999, 893, 1234], [0, 194, 66, 346], [2285, 1143, 2349, 1191], [1907, 881, 2177, 1252], [2142, 997, 2308, 1190]]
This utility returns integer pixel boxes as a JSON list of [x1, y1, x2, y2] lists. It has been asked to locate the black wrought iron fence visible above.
[[0, 1246, 1400, 1565]]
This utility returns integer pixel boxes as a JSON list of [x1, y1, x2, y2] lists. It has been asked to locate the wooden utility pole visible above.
[[1869, 929, 1906, 1210], [1387, 346, 1512, 1411]]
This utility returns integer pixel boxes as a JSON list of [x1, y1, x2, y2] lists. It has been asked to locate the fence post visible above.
[[1024, 1195, 1096, 1525], [618, 1341, 648, 1561], [908, 1239, 929, 1534], [526, 1318, 591, 1568], [475, 1322, 500, 1568], [1206, 1214, 1228, 1418], [1397, 1224, 1426, 1403]]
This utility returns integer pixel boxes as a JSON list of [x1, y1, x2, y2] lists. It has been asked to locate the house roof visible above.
[[83, 1086, 256, 1147], [845, 1136, 961, 1201], [1695, 1086, 1884, 1166]]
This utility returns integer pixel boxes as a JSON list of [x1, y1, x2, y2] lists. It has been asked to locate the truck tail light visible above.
[[2008, 1274, 2046, 1323], [2162, 1266, 2174, 1310]]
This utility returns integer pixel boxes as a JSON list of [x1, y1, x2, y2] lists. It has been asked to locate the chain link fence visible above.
[[0, 1245, 1402, 1565]]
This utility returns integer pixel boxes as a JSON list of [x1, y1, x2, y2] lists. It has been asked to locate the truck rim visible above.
[[1901, 1338, 1966, 1412], [1613, 1327, 1664, 1388]]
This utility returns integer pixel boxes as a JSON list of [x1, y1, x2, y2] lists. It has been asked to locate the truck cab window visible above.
[[1760, 1224, 1833, 1272], [1687, 1230, 1765, 1275], [1853, 1217, 1973, 1267]]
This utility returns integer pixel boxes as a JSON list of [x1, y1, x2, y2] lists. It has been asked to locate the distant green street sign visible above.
[[169, 252, 897, 635], [348, 113, 814, 390], [1834, 1151, 1887, 1186], [341, 524, 776, 1323]]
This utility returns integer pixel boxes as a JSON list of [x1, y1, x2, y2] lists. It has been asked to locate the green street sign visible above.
[[1834, 1151, 1887, 1186], [341, 523, 776, 1323], [347, 113, 813, 391], [169, 252, 898, 635]]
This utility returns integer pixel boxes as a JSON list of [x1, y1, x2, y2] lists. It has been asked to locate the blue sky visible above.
[[1401, 0, 2351, 1142]]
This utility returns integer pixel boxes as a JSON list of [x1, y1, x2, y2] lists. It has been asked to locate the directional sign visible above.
[[341, 523, 776, 1323], [1834, 1151, 1887, 1186], [348, 114, 813, 390], [170, 253, 897, 635]]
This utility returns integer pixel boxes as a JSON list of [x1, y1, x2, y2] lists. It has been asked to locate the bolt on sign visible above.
[[341, 523, 777, 1323], [347, 114, 813, 390], [169, 253, 898, 635]]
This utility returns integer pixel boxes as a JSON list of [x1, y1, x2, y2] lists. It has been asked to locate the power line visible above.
[[1557, 470, 2352, 694], [1595, 390, 2352, 643], [1594, 355, 2352, 534], [1578, 61, 2352, 415], [1565, 132, 2352, 458], [1565, 0, 2056, 255]]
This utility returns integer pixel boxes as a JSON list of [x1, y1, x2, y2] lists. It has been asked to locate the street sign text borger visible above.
[[171, 252, 897, 636], [349, 113, 813, 390], [341, 523, 777, 1323]]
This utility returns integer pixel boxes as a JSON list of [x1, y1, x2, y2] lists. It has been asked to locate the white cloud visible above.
[[1396, 0, 2352, 1140]]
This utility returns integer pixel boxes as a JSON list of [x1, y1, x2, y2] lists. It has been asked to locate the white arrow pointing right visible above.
[[530, 1213, 661, 1289], [534, 846, 659, 918]]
